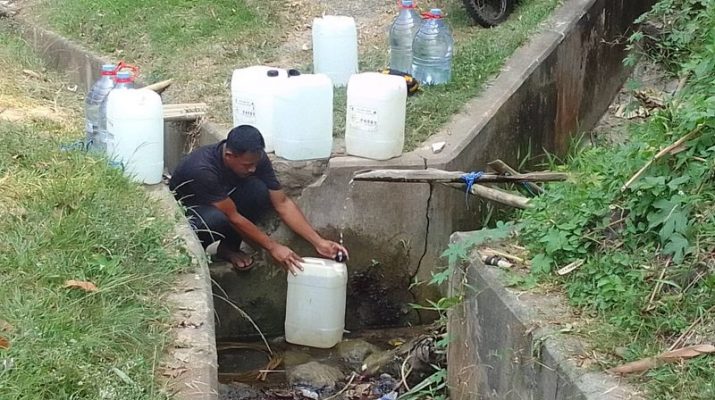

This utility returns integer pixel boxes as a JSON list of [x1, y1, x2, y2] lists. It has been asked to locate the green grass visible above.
[[512, 1, 715, 397], [31, 0, 560, 150], [0, 26, 190, 400]]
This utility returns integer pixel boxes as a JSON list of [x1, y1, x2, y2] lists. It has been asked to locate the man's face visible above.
[[224, 148, 262, 177]]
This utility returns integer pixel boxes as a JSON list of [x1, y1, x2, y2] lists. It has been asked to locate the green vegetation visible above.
[[514, 1, 715, 398], [0, 26, 189, 399], [31, 0, 561, 149]]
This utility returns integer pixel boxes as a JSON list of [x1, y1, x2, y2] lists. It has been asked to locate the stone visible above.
[[287, 361, 344, 395], [361, 349, 400, 377], [218, 382, 262, 400], [336, 339, 381, 368], [283, 350, 313, 368]]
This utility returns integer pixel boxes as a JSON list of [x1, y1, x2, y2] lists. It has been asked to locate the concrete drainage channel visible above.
[[10, 0, 654, 398]]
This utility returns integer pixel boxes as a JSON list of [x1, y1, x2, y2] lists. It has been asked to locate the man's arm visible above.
[[269, 189, 348, 260], [212, 197, 303, 274]]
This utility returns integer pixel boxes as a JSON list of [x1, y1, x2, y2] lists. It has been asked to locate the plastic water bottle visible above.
[[85, 64, 115, 151], [412, 9, 453, 85], [97, 70, 134, 152], [389, 0, 422, 74]]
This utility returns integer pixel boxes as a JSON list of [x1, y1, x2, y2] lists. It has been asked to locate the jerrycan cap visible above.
[[266, 69, 280, 77], [287, 69, 302, 77]]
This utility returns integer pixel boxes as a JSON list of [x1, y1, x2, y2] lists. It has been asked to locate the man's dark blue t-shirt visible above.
[[169, 140, 281, 207]]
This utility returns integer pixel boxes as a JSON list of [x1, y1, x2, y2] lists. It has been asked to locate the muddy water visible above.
[[218, 326, 423, 396]]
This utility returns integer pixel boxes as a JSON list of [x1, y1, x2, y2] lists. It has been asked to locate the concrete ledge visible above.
[[446, 232, 641, 400], [147, 186, 219, 400]]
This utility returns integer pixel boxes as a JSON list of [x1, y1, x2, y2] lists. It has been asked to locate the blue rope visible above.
[[461, 171, 484, 208]]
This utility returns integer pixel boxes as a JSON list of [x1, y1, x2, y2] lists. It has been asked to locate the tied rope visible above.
[[461, 171, 484, 208]]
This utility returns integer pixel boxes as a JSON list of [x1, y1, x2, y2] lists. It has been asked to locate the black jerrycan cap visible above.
[[287, 69, 301, 77], [266, 69, 280, 77]]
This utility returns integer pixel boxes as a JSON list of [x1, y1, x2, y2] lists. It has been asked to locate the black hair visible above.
[[225, 125, 265, 154]]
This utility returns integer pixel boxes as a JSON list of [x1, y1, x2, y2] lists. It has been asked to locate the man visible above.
[[169, 125, 347, 274]]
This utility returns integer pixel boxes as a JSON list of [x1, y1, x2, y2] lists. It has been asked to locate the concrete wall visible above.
[[446, 232, 641, 400]]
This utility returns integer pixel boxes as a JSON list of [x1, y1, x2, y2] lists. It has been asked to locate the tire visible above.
[[462, 0, 514, 27]]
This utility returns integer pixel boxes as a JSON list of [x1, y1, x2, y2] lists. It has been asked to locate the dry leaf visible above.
[[0, 336, 9, 350], [64, 280, 98, 292], [22, 69, 43, 80], [0, 319, 12, 333], [609, 344, 715, 375]]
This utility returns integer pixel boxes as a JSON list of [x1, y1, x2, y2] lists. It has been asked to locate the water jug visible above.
[[389, 0, 422, 74], [345, 72, 407, 160], [412, 8, 453, 85], [231, 66, 288, 152], [273, 73, 333, 160], [85, 64, 116, 152], [312, 16, 358, 86], [285, 257, 348, 348], [105, 71, 164, 184]]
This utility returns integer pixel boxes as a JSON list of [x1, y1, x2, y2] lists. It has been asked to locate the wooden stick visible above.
[[354, 168, 568, 184], [643, 257, 672, 313], [488, 159, 544, 195], [143, 79, 173, 94], [447, 183, 531, 209], [621, 126, 702, 191], [164, 112, 206, 122]]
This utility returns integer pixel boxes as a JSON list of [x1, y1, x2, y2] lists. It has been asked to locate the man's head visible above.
[[223, 125, 265, 177]]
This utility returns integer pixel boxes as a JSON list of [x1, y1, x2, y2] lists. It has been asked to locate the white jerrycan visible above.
[[345, 72, 407, 160], [105, 87, 164, 184], [285, 257, 348, 348], [273, 73, 334, 161], [231, 66, 287, 152], [312, 15, 358, 86]]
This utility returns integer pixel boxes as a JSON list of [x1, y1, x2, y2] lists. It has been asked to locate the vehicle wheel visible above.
[[462, 0, 514, 27]]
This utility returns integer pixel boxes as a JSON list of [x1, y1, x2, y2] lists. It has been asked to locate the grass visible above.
[[0, 25, 190, 399], [511, 1, 715, 397], [29, 0, 561, 150]]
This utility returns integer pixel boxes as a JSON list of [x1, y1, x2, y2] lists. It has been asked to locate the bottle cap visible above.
[[115, 70, 133, 83], [431, 8, 442, 16], [101, 64, 117, 75], [401, 0, 414, 7], [335, 251, 346, 263]]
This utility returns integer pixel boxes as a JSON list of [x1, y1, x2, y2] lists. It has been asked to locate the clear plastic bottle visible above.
[[389, 0, 422, 74], [97, 70, 134, 153], [85, 64, 116, 151], [411, 8, 453, 85]]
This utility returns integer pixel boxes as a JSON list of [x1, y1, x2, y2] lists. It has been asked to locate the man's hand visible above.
[[315, 239, 349, 261], [269, 244, 304, 275]]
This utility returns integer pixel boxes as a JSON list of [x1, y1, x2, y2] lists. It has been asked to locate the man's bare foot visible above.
[[216, 242, 254, 271]]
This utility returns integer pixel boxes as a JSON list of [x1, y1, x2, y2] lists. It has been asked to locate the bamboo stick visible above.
[[447, 183, 531, 209], [143, 79, 173, 94], [353, 168, 568, 184], [488, 159, 544, 195]]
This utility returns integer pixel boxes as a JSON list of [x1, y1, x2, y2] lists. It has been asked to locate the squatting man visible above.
[[170, 125, 348, 274]]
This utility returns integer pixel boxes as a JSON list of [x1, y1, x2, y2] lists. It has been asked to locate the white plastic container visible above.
[[285, 257, 348, 348], [312, 16, 358, 86], [345, 72, 407, 160], [105, 87, 164, 184], [273, 73, 334, 160], [231, 66, 287, 152]]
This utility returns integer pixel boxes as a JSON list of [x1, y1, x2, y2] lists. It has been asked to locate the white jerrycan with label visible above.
[[231, 66, 288, 152], [345, 72, 407, 160], [285, 257, 348, 348]]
